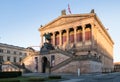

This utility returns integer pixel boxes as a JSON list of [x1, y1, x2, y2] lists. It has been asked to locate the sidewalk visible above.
[[60, 79, 84, 82]]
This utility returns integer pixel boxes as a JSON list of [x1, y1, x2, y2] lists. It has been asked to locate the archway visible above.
[[41, 56, 50, 73]]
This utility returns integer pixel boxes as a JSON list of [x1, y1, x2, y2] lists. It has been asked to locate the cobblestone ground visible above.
[[59, 72, 120, 82]]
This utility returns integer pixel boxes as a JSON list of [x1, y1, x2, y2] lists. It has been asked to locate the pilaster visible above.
[[91, 23, 94, 48]]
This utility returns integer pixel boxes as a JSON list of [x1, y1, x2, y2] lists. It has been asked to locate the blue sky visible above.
[[0, 0, 120, 62]]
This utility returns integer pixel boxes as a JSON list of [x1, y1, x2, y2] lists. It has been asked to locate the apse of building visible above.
[[39, 10, 114, 73]]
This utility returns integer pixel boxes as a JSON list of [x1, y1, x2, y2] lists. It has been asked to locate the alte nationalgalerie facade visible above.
[[38, 10, 114, 74]]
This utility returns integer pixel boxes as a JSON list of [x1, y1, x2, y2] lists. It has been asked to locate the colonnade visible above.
[[41, 23, 94, 47]]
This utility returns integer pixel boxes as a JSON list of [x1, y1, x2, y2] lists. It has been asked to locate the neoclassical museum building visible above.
[[38, 10, 114, 74]]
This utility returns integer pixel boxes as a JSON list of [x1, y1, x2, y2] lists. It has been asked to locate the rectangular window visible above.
[[35, 57, 38, 63], [14, 57, 16, 62], [24, 53, 27, 56], [0, 49, 3, 53], [7, 50, 10, 54], [19, 52, 22, 55], [14, 51, 17, 55], [19, 57, 22, 62], [0, 56, 3, 62], [7, 56, 10, 61]]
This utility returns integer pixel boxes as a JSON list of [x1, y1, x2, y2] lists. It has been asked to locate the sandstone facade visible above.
[[38, 10, 114, 74]]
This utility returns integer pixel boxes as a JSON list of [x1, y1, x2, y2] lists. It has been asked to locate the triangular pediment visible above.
[[40, 13, 95, 30]]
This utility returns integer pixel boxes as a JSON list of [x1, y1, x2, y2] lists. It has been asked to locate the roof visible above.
[[0, 43, 26, 50], [39, 13, 95, 31], [114, 62, 120, 65]]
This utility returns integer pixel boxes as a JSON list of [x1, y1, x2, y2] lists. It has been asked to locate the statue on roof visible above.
[[61, 9, 66, 15], [90, 9, 95, 13]]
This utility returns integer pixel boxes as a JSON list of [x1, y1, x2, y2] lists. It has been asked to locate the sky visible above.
[[0, 0, 120, 62]]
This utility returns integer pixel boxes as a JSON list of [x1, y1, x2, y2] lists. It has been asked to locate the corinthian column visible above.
[[74, 27, 77, 44], [59, 30, 62, 46], [53, 32, 55, 46], [82, 24, 85, 46], [66, 29, 69, 44]]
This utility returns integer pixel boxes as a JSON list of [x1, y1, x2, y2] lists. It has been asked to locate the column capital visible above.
[[90, 22, 95, 25], [59, 30, 62, 33], [66, 28, 69, 31], [52, 31, 56, 34], [82, 24, 86, 28], [73, 27, 77, 30]]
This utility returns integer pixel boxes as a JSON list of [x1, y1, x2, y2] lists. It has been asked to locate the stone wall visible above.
[[53, 60, 102, 74]]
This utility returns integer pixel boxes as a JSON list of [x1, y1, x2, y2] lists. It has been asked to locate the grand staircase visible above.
[[51, 57, 74, 71], [21, 54, 35, 63], [51, 48, 76, 71], [51, 48, 101, 72], [11, 62, 32, 73]]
